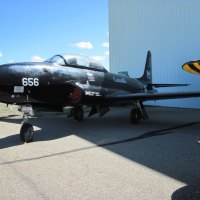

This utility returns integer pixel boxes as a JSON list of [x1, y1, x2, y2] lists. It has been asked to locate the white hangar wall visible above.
[[109, 0, 200, 108]]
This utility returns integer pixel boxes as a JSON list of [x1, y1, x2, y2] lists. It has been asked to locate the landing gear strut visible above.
[[68, 106, 84, 121], [20, 105, 34, 143], [130, 101, 149, 124], [74, 106, 84, 121], [130, 108, 142, 124]]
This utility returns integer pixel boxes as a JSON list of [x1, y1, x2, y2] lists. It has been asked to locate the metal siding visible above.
[[109, 0, 200, 108]]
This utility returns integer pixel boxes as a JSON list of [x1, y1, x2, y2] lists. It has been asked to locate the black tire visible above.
[[130, 108, 141, 124], [67, 108, 75, 118], [20, 123, 34, 143], [74, 107, 84, 121]]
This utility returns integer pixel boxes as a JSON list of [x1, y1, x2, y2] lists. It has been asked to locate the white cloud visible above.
[[0, 52, 3, 58], [102, 42, 109, 48], [74, 42, 93, 49], [91, 56, 104, 62], [8, 60, 14, 63], [105, 51, 109, 56], [31, 55, 45, 62]]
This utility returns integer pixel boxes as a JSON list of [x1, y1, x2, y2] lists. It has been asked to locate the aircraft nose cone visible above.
[[0, 64, 11, 82], [0, 64, 7, 80], [0, 64, 13, 96], [0, 63, 23, 88]]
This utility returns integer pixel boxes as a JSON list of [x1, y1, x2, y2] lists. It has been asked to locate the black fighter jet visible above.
[[0, 51, 200, 143]]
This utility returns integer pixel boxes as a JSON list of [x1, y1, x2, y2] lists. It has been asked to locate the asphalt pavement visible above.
[[0, 106, 200, 200]]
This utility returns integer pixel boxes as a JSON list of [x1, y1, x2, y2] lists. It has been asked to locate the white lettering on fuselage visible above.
[[86, 72, 95, 82], [22, 78, 39, 86], [113, 77, 127, 84], [85, 91, 101, 96]]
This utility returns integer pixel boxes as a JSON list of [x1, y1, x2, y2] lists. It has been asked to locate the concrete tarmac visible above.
[[0, 106, 200, 200]]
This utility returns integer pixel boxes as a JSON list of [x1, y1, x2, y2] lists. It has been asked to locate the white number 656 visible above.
[[22, 78, 39, 86]]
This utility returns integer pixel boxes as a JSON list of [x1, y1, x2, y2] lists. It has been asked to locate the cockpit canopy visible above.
[[46, 54, 107, 72]]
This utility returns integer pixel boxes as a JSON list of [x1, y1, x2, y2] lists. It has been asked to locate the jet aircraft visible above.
[[1, 51, 200, 143]]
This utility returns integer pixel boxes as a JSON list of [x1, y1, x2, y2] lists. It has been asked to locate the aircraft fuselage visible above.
[[0, 62, 145, 108]]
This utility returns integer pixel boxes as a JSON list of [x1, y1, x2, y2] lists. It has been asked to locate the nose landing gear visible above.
[[20, 123, 34, 143], [20, 105, 34, 143]]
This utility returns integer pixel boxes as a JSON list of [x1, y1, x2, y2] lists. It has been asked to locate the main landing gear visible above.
[[130, 108, 142, 124], [67, 104, 110, 121], [67, 106, 84, 121], [20, 105, 34, 143], [130, 101, 149, 124]]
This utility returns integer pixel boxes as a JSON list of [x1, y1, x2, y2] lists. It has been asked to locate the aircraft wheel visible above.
[[130, 108, 141, 124], [20, 123, 34, 143], [74, 107, 84, 121], [67, 108, 75, 118]]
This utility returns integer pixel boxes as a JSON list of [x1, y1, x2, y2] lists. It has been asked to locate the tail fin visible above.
[[139, 51, 189, 89], [139, 50, 152, 84]]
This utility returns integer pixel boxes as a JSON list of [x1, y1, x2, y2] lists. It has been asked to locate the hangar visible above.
[[109, 0, 200, 108]]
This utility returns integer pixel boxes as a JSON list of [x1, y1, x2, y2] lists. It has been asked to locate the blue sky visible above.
[[0, 0, 109, 68]]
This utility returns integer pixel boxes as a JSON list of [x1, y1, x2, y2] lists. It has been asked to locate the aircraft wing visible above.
[[67, 81, 200, 102], [105, 91, 200, 102]]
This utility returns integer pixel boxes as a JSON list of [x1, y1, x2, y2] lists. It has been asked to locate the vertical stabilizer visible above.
[[139, 50, 152, 84]]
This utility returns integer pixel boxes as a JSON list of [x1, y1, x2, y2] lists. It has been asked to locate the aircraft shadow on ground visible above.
[[171, 183, 200, 200], [1, 109, 200, 198]]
